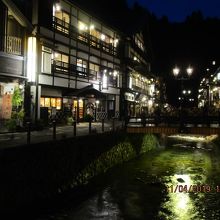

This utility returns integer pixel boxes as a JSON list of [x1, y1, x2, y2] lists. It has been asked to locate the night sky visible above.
[[127, 0, 220, 22]]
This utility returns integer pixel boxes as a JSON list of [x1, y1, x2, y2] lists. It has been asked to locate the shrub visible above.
[[84, 114, 94, 122], [5, 119, 17, 132], [66, 116, 74, 125]]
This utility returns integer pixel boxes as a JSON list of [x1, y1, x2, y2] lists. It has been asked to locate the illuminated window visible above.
[[53, 52, 69, 72], [135, 37, 144, 51], [51, 98, 56, 107], [102, 73, 108, 89], [78, 21, 88, 31], [77, 59, 87, 76], [45, 98, 50, 107], [40, 97, 62, 110], [90, 29, 101, 47], [90, 29, 101, 39], [56, 98, 61, 110], [54, 10, 70, 34], [89, 63, 99, 72], [40, 97, 45, 107], [78, 34, 88, 43], [129, 76, 132, 89], [41, 46, 52, 74], [89, 63, 100, 78], [77, 21, 88, 42]]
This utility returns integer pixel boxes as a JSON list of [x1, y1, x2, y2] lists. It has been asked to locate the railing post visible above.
[[89, 120, 92, 134], [124, 116, 129, 130], [52, 120, 56, 140], [73, 120, 76, 136], [27, 121, 31, 144], [102, 119, 104, 132], [112, 117, 115, 131]]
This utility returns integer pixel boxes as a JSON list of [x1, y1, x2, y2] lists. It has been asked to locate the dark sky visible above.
[[127, 0, 220, 22]]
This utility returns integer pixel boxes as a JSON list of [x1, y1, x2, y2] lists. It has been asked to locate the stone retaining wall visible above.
[[0, 132, 158, 213]]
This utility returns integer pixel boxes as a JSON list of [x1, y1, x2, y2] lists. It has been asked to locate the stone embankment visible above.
[[0, 131, 158, 213]]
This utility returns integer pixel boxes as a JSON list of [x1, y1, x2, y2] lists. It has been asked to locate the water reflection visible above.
[[34, 138, 220, 220], [161, 174, 202, 220], [68, 188, 121, 219]]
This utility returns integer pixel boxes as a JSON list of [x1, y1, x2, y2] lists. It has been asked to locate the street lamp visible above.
[[172, 65, 193, 131]]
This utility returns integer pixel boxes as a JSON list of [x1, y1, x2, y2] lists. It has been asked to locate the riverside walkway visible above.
[[1, 116, 220, 148], [0, 120, 123, 148]]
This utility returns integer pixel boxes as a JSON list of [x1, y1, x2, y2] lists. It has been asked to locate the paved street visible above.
[[0, 120, 124, 149]]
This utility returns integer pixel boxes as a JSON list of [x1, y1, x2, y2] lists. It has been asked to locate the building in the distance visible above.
[[198, 66, 220, 113], [120, 29, 157, 118]]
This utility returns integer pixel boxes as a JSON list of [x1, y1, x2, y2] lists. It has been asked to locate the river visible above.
[[33, 136, 220, 220]]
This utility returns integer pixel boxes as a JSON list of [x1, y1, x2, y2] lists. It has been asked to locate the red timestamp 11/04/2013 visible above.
[[166, 185, 220, 193]]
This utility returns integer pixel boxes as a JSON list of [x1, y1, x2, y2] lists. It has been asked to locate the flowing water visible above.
[[34, 137, 220, 220]]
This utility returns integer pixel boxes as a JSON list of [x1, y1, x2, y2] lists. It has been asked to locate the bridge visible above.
[[126, 117, 220, 135]]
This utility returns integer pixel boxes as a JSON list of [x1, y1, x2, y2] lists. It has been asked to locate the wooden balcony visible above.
[[0, 35, 22, 56], [0, 35, 24, 77], [5, 36, 22, 55]]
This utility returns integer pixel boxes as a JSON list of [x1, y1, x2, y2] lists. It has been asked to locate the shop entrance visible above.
[[73, 99, 84, 121]]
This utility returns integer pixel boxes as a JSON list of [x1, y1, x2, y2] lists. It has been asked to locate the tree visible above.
[[12, 86, 23, 110]]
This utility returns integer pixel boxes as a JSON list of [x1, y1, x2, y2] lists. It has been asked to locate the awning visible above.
[[64, 84, 106, 99]]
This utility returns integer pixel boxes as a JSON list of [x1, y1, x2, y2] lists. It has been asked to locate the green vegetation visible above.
[[66, 116, 74, 125], [12, 87, 23, 109], [6, 86, 24, 131], [72, 134, 158, 187]]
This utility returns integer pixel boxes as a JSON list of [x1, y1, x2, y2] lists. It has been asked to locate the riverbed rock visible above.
[[177, 178, 185, 183]]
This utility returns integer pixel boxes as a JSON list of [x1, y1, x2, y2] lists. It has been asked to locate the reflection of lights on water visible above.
[[168, 134, 218, 143], [176, 193, 189, 210], [161, 174, 199, 220], [173, 175, 192, 212]]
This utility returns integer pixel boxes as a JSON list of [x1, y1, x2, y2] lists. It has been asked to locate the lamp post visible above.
[[173, 66, 193, 131]]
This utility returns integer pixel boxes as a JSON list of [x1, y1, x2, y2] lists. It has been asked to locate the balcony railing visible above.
[[5, 36, 22, 56], [53, 17, 117, 56], [53, 62, 105, 82]]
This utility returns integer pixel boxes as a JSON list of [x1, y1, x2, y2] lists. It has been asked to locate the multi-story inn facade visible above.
[[120, 30, 157, 118], [0, 0, 157, 129], [198, 67, 220, 111], [30, 0, 122, 122], [0, 0, 32, 128]]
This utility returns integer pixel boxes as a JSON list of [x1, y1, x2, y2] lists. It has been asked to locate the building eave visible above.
[[3, 0, 33, 32]]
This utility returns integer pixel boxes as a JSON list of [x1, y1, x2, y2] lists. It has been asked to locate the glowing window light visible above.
[[114, 38, 118, 47], [90, 25, 94, 30], [53, 3, 61, 16], [79, 22, 87, 31], [56, 4, 61, 11], [102, 73, 108, 89], [129, 76, 132, 89], [27, 37, 36, 82], [100, 34, 105, 41], [113, 70, 118, 77]]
